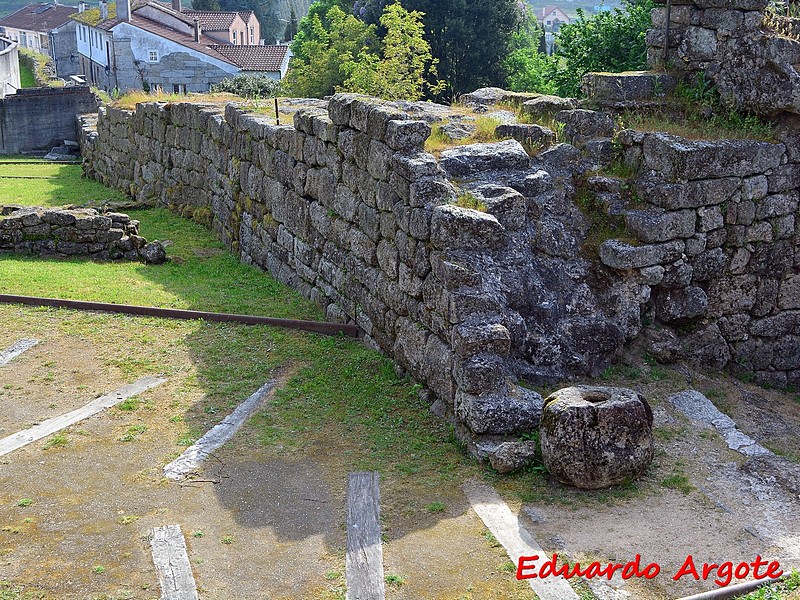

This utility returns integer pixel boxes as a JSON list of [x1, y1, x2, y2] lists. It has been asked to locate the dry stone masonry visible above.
[[0, 206, 165, 262], [647, 0, 800, 116], [77, 91, 800, 458]]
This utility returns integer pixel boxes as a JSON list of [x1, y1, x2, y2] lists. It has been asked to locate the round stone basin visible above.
[[539, 385, 654, 490]]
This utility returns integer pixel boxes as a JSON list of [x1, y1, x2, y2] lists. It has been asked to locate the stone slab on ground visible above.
[[150, 524, 199, 600], [0, 338, 39, 366], [462, 479, 580, 600], [0, 375, 166, 457], [163, 380, 277, 481], [669, 390, 772, 457]]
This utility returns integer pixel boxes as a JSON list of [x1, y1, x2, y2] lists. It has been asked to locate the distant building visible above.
[[182, 9, 260, 46], [538, 5, 571, 31], [72, 0, 290, 92], [0, 2, 80, 78]]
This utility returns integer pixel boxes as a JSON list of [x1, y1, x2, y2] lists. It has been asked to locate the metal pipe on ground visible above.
[[675, 575, 788, 600], [0, 294, 360, 337]]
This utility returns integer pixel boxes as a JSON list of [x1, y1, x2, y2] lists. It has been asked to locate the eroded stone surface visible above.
[[540, 386, 654, 489]]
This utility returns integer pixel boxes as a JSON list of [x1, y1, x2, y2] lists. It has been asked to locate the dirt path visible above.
[[1, 306, 799, 599]]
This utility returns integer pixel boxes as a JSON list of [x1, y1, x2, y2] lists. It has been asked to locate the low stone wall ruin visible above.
[[77, 95, 800, 458], [0, 206, 159, 261]]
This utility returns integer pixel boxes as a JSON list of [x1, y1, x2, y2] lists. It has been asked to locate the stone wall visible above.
[[611, 130, 800, 389], [0, 206, 146, 259], [646, 0, 800, 116], [77, 95, 800, 457], [0, 86, 99, 154]]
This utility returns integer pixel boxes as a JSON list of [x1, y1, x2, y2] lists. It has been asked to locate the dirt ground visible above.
[[1, 305, 799, 600]]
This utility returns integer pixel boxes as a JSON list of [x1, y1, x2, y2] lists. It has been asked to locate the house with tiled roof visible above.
[[538, 5, 571, 31], [72, 0, 289, 92], [183, 9, 259, 46], [0, 2, 80, 78]]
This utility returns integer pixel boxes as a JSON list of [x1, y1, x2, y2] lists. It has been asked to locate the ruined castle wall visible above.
[[609, 129, 800, 389], [646, 0, 800, 116], [78, 96, 800, 452], [79, 97, 546, 450]]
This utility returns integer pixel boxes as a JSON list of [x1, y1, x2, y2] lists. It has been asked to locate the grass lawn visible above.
[[0, 160, 124, 207], [18, 61, 36, 88], [738, 570, 800, 599]]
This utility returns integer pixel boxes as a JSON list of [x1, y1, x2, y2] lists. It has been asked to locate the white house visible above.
[[73, 0, 290, 92], [0, 2, 80, 77]]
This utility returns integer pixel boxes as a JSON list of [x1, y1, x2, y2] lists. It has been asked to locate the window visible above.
[[232, 30, 236, 44], [148, 50, 158, 62], [173, 83, 186, 94], [249, 26, 254, 44]]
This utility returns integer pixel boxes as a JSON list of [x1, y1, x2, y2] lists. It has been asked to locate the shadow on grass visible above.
[[0, 205, 490, 549]]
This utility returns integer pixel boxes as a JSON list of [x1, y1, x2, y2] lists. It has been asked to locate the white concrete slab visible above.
[[0, 376, 166, 457], [163, 380, 276, 481]]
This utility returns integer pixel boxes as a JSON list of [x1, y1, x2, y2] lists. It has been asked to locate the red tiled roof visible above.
[[0, 2, 77, 32], [209, 44, 288, 72], [121, 13, 238, 65], [237, 11, 253, 22], [182, 9, 235, 31]]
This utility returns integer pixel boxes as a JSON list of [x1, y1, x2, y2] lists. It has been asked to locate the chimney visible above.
[[78, 1, 85, 12], [171, 0, 181, 12], [117, 0, 130, 21], [193, 18, 200, 42], [99, 0, 107, 20]]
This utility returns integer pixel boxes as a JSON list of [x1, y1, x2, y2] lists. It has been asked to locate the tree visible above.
[[401, 0, 523, 101], [284, 7, 298, 41], [284, 5, 377, 98], [504, 6, 558, 94], [190, 0, 221, 9], [290, 0, 354, 62], [552, 0, 654, 97], [343, 2, 441, 100]]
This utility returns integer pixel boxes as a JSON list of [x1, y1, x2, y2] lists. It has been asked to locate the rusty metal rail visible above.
[[0, 294, 360, 337], [675, 574, 788, 600]]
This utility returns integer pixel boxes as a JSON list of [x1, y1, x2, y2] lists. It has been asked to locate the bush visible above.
[[211, 74, 283, 98], [552, 0, 653, 97]]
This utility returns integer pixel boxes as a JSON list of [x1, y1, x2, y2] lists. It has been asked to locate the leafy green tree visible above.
[[505, 7, 558, 94], [343, 2, 441, 100], [402, 0, 522, 100], [284, 7, 298, 41], [552, 0, 654, 97], [191, 0, 221, 9], [285, 5, 377, 98], [290, 0, 355, 62]]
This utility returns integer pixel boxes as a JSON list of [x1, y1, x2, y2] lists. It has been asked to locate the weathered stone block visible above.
[[642, 133, 784, 180], [540, 386, 654, 490], [625, 208, 696, 242], [581, 71, 676, 105], [385, 120, 430, 151], [655, 286, 709, 323], [456, 385, 543, 435], [430, 205, 506, 250], [439, 140, 530, 177], [452, 322, 512, 357], [599, 239, 684, 270]]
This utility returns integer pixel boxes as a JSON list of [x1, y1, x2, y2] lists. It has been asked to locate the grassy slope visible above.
[[18, 61, 35, 88]]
